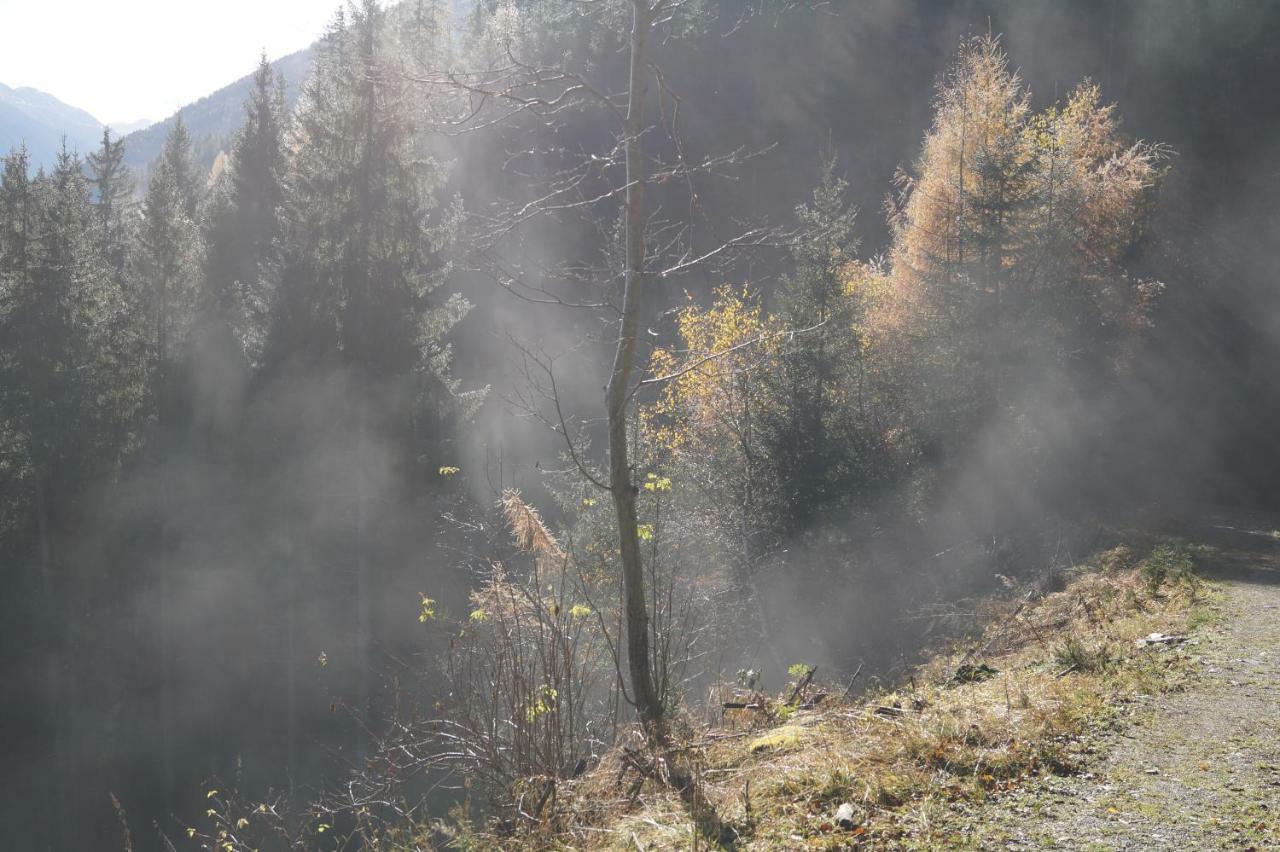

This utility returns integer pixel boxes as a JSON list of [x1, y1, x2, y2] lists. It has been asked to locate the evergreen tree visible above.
[[201, 56, 288, 359], [0, 146, 134, 843], [136, 127, 200, 411], [130, 121, 204, 807], [270, 0, 471, 756], [0, 146, 123, 585], [277, 0, 464, 381], [0, 148, 39, 548], [761, 157, 872, 538], [86, 128, 134, 283], [0, 147, 36, 304], [161, 112, 202, 221]]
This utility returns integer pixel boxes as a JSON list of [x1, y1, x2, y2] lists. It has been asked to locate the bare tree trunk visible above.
[[159, 480, 175, 812], [355, 402, 370, 761], [34, 470, 63, 848], [286, 551, 298, 804], [34, 469, 52, 604], [606, 0, 663, 734], [155, 280, 176, 812]]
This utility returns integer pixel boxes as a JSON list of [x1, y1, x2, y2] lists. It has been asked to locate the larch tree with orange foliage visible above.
[[870, 36, 1166, 457]]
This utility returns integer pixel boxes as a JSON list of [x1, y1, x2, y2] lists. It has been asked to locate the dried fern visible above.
[[502, 489, 564, 559]]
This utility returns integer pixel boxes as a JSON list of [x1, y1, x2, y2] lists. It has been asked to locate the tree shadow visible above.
[[1187, 515, 1280, 585]]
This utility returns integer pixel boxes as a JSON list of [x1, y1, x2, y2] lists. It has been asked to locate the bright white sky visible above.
[[0, 0, 339, 126]]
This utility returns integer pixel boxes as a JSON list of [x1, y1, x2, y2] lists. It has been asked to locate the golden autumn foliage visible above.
[[644, 285, 773, 456], [870, 35, 1167, 440], [636, 285, 784, 563], [624, 37, 1169, 569]]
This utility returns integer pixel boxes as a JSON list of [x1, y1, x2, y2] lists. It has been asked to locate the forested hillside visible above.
[[3, 1, 1280, 849]]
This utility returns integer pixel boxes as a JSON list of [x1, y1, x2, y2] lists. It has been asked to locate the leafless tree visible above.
[[409, 0, 785, 740]]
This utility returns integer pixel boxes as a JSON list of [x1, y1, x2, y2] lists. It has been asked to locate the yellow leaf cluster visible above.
[[418, 594, 437, 623], [644, 285, 771, 455]]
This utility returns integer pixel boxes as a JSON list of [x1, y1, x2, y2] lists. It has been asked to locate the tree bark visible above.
[[606, 0, 663, 733], [355, 402, 370, 761]]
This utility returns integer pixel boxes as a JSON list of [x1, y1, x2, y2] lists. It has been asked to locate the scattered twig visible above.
[[842, 661, 865, 699]]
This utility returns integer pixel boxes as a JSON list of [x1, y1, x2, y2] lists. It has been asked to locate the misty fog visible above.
[[3, 1, 1280, 849]]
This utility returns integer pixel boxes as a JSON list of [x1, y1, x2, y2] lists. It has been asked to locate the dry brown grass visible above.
[[455, 549, 1211, 850]]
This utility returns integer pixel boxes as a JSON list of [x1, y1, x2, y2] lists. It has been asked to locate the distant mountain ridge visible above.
[[120, 47, 314, 177], [117, 0, 439, 179], [6, 0, 430, 180], [112, 118, 153, 136], [0, 83, 104, 168], [0, 43, 312, 178]]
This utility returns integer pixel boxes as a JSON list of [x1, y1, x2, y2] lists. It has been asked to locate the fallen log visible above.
[[873, 705, 907, 718]]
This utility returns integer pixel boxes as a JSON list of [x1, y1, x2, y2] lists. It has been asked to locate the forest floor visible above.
[[540, 515, 1280, 851], [951, 525, 1280, 850]]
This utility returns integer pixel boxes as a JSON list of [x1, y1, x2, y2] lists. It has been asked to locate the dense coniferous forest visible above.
[[5, 1, 1280, 848]]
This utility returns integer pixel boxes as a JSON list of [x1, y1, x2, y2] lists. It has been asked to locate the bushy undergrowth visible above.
[[175, 536, 1214, 851], [1138, 539, 1198, 594], [474, 539, 1216, 850], [1053, 635, 1113, 674]]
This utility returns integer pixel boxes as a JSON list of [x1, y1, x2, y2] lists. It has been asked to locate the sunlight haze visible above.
[[8, 3, 1280, 848], [0, 0, 337, 126]]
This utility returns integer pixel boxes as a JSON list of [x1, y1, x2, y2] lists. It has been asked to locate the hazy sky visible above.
[[0, 0, 338, 126]]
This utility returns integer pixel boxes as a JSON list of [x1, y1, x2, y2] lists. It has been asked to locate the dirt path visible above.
[[969, 531, 1280, 850]]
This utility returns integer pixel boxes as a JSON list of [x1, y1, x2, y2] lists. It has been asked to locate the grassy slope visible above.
[[497, 540, 1217, 850]]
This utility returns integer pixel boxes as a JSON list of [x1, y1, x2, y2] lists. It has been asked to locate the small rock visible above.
[[1137, 632, 1190, 648]]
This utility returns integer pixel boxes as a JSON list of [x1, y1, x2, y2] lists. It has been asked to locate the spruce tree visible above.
[[0, 147, 35, 301], [86, 128, 134, 283], [271, 0, 470, 756], [0, 145, 120, 586], [278, 0, 460, 379], [761, 157, 869, 538], [131, 124, 203, 807], [201, 56, 288, 359], [0, 146, 133, 843], [0, 148, 39, 549], [136, 128, 200, 408], [271, 0, 470, 391], [160, 112, 202, 221]]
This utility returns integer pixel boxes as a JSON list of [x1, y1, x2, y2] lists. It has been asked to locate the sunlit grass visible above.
[[491, 540, 1216, 850]]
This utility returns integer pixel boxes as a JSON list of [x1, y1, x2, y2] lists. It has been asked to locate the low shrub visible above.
[[1138, 540, 1197, 594]]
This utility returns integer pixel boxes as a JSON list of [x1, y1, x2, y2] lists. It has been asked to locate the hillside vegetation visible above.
[[389, 535, 1211, 849], [8, 2, 1280, 849]]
